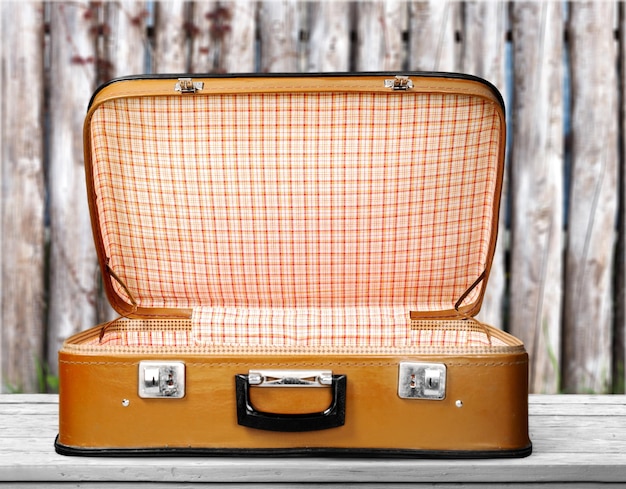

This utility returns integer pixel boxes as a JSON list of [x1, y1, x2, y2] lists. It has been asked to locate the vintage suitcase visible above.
[[55, 72, 532, 458]]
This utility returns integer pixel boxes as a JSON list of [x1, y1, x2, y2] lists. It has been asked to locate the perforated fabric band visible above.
[[86, 317, 507, 350], [90, 91, 501, 321]]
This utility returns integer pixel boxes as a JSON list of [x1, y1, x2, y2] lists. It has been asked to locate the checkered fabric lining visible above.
[[90, 90, 501, 345], [87, 319, 507, 349], [190, 307, 504, 347], [96, 322, 193, 348]]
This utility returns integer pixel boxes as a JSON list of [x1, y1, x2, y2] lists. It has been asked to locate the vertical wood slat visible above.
[[509, 2, 564, 394], [154, 1, 189, 73], [564, 2, 619, 394], [354, 1, 407, 71], [462, 1, 508, 330], [258, 1, 302, 73], [220, 1, 257, 73], [189, 2, 221, 73], [190, 1, 256, 74], [106, 1, 148, 78], [306, 2, 352, 72], [409, 1, 460, 72], [617, 3, 626, 395], [0, 2, 45, 392], [0, 1, 3, 391], [47, 1, 100, 376], [190, 1, 218, 73]]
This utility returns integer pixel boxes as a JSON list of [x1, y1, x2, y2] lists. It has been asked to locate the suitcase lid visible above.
[[84, 73, 505, 323]]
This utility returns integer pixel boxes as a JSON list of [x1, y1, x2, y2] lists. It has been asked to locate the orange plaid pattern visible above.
[[88, 318, 507, 349], [97, 327, 193, 348], [190, 308, 503, 347], [90, 90, 501, 344]]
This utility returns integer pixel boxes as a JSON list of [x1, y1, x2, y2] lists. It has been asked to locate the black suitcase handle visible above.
[[235, 374, 347, 432]]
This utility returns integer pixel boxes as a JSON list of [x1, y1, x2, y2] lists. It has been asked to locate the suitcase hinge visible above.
[[385, 75, 414, 91], [175, 77, 204, 94]]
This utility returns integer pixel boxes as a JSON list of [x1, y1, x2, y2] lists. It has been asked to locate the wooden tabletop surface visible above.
[[1, 394, 625, 487]]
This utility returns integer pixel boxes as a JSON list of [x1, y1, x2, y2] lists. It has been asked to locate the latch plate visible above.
[[138, 361, 185, 398], [398, 362, 446, 400], [385, 75, 414, 91], [175, 78, 204, 94]]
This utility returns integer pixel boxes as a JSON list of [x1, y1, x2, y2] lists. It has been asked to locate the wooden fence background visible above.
[[1, 1, 624, 394]]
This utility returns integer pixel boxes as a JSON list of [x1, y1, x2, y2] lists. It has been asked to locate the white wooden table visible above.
[[1, 394, 624, 487]]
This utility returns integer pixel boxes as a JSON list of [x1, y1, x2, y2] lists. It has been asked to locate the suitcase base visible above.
[[54, 436, 532, 458], [57, 320, 531, 458]]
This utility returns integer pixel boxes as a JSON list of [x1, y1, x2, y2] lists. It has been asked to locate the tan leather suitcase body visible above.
[[56, 73, 532, 457]]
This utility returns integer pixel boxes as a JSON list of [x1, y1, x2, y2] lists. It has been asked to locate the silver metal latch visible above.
[[398, 362, 446, 400], [385, 75, 414, 91], [248, 369, 333, 387], [138, 361, 185, 398], [175, 78, 204, 94]]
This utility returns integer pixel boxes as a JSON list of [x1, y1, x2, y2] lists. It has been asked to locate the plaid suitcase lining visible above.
[[89, 318, 508, 349], [190, 306, 504, 347], [90, 90, 502, 348]]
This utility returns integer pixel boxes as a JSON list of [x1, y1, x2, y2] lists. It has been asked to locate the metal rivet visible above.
[[122, 399, 130, 407], [455, 400, 463, 408]]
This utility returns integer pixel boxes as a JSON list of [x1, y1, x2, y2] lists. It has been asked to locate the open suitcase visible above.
[[56, 72, 532, 458]]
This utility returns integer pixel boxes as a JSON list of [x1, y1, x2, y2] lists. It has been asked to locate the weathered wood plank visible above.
[[462, 1, 508, 330], [0, 485, 621, 489], [219, 1, 257, 73], [0, 394, 57, 405], [0, 485, 619, 489], [47, 1, 101, 379], [509, 2, 564, 394], [190, 1, 218, 73], [563, 2, 618, 394], [408, 1, 460, 72], [306, 2, 352, 72], [354, 1, 407, 71], [153, 1, 189, 72], [258, 1, 302, 73], [616, 2, 626, 395], [0, 0, 3, 396], [530, 393, 626, 405], [105, 0, 147, 77], [0, 395, 625, 485], [191, 1, 256, 74], [531, 404, 626, 417], [0, 2, 46, 393]]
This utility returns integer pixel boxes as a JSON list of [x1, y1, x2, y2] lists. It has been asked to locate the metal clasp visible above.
[[398, 362, 446, 400], [138, 361, 185, 398], [175, 77, 204, 94], [385, 75, 414, 91], [248, 370, 333, 388]]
